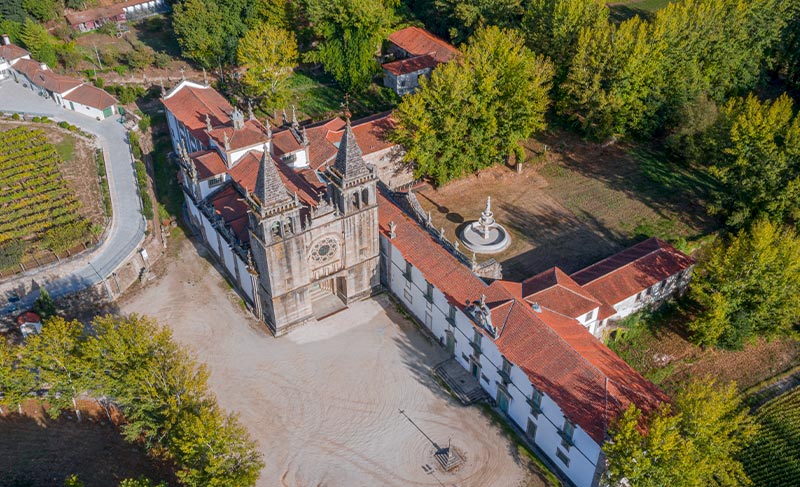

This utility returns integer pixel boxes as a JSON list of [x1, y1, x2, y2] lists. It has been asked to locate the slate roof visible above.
[[330, 121, 370, 182], [388, 26, 459, 64], [571, 238, 696, 308], [376, 190, 668, 443], [382, 54, 438, 75]]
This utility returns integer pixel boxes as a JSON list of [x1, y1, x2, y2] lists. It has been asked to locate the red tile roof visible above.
[[13, 58, 43, 80], [207, 119, 270, 152], [382, 54, 438, 75], [190, 150, 228, 179], [377, 191, 667, 443], [208, 184, 250, 244], [0, 43, 30, 62], [513, 267, 601, 319], [388, 26, 459, 64], [162, 83, 233, 145], [571, 238, 696, 309], [329, 112, 396, 157], [228, 151, 323, 208], [63, 83, 117, 110], [16, 311, 41, 326]]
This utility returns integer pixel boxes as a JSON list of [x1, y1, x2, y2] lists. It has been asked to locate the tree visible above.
[[173, 0, 226, 68], [237, 22, 297, 111], [697, 94, 800, 229], [0, 340, 37, 415], [430, 0, 523, 43], [32, 287, 56, 320], [393, 26, 553, 184], [22, 0, 58, 21], [559, 15, 664, 140], [169, 406, 264, 487], [688, 220, 800, 348], [20, 17, 55, 64], [118, 478, 168, 487], [302, 0, 396, 93], [21, 317, 92, 420], [521, 0, 607, 81], [776, 0, 800, 90], [605, 379, 757, 487]]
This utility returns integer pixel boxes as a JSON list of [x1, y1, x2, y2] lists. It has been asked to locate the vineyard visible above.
[[742, 387, 800, 486], [0, 127, 91, 272]]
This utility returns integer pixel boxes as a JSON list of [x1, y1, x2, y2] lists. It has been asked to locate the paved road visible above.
[[0, 79, 146, 311]]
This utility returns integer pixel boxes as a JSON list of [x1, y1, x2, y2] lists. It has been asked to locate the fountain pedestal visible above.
[[459, 197, 511, 254]]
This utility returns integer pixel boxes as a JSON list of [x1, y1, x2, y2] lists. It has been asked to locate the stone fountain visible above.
[[459, 197, 511, 254]]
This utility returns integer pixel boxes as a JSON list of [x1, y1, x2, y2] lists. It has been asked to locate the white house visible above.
[[377, 191, 692, 487], [0, 34, 31, 80], [382, 27, 459, 96]]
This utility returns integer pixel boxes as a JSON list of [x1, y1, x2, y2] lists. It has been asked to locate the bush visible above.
[[32, 116, 41, 122], [93, 77, 105, 88], [58, 121, 70, 129], [138, 114, 151, 132], [154, 52, 171, 69], [11, 113, 20, 120], [113, 65, 128, 76]]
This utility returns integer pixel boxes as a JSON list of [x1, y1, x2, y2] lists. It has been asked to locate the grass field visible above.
[[287, 71, 399, 121], [741, 388, 800, 486]]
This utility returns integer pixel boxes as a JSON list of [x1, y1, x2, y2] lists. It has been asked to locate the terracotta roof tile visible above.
[[382, 54, 438, 75], [571, 238, 696, 308], [514, 267, 601, 319], [228, 151, 323, 208], [0, 43, 30, 62], [63, 83, 117, 110], [190, 150, 228, 179], [377, 190, 666, 443], [209, 185, 250, 244], [162, 83, 233, 145], [13, 58, 43, 80], [388, 26, 459, 64], [207, 119, 269, 152]]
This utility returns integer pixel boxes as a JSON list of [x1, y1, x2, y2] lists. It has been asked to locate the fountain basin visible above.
[[460, 221, 511, 254]]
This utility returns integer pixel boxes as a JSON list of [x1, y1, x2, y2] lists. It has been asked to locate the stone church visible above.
[[162, 80, 394, 335]]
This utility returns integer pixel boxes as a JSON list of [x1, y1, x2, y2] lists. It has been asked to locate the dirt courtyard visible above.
[[120, 239, 544, 487]]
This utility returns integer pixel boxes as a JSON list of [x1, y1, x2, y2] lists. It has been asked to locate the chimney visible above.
[[2, 34, 9, 45], [39, 62, 48, 71]]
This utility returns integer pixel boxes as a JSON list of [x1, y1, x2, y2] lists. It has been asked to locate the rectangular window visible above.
[[556, 448, 570, 467], [425, 281, 434, 302], [502, 357, 512, 375], [528, 388, 543, 417], [473, 330, 482, 347], [208, 175, 225, 187], [481, 373, 489, 383], [404, 261, 412, 280], [461, 352, 469, 362], [448, 304, 456, 324], [526, 418, 537, 441], [403, 287, 413, 303]]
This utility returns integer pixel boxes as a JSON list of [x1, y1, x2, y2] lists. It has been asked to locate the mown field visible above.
[[741, 387, 800, 486], [0, 127, 93, 273]]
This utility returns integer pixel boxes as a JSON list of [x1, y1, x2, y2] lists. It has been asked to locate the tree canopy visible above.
[[302, 0, 397, 93], [688, 219, 800, 348], [605, 379, 757, 487], [237, 22, 298, 111], [392, 26, 553, 184]]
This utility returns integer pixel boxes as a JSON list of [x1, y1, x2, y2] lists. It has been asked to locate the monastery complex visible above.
[[161, 79, 695, 487]]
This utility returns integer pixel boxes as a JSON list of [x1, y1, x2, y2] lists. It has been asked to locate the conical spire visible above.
[[332, 119, 369, 182], [254, 144, 291, 211]]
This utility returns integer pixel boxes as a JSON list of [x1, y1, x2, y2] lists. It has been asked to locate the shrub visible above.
[[11, 113, 20, 120], [138, 114, 151, 132]]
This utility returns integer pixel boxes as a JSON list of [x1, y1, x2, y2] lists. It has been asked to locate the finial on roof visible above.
[[248, 100, 255, 120], [439, 227, 445, 238], [179, 66, 185, 81], [223, 131, 230, 150], [426, 210, 432, 226], [160, 78, 165, 96], [282, 108, 288, 127], [479, 294, 486, 307], [341, 93, 352, 125], [231, 107, 244, 130], [388, 221, 397, 239], [265, 118, 272, 139], [453, 240, 460, 252], [205, 113, 212, 132], [203, 67, 208, 85], [301, 126, 309, 147], [291, 104, 299, 130]]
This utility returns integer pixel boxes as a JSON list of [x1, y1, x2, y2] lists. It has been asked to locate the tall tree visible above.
[[237, 22, 297, 111], [21, 317, 92, 420], [0, 340, 36, 415], [560, 15, 664, 140], [689, 220, 800, 348], [32, 287, 56, 320], [172, 0, 226, 68], [521, 0, 607, 82], [431, 0, 523, 43], [392, 26, 553, 184], [776, 0, 800, 90], [302, 0, 396, 93], [605, 379, 757, 487], [698, 94, 800, 228]]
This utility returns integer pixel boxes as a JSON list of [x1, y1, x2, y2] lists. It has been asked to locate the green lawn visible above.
[[287, 72, 399, 121]]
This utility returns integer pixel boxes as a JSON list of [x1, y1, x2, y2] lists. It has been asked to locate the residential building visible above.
[[66, 0, 169, 32], [0, 35, 31, 80], [382, 26, 459, 96]]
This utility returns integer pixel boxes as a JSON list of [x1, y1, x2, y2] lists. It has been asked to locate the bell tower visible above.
[[247, 145, 311, 333], [324, 108, 380, 302]]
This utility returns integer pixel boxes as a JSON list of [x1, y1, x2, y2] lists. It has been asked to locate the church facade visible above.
[[162, 80, 385, 335]]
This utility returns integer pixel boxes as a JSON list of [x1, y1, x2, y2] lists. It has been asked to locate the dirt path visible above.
[[120, 239, 541, 487]]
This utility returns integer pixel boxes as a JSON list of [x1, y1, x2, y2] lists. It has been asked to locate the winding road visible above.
[[0, 79, 146, 312]]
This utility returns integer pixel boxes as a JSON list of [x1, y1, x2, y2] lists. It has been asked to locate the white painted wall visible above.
[[381, 234, 603, 487]]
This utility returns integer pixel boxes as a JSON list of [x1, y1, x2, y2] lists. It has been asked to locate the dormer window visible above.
[[281, 152, 297, 165]]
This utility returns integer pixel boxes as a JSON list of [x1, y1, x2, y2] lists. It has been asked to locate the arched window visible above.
[[361, 188, 369, 206], [284, 218, 293, 235], [351, 192, 360, 209], [270, 221, 281, 238]]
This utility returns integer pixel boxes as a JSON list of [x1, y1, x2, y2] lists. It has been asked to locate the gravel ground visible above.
[[120, 239, 539, 487]]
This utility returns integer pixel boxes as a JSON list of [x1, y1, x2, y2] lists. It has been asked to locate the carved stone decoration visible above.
[[308, 236, 340, 266]]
